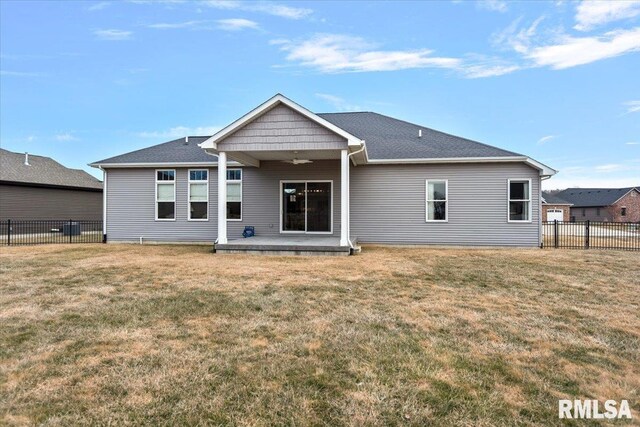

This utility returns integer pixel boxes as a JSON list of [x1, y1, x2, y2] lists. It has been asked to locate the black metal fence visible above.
[[0, 220, 104, 246], [542, 220, 640, 251]]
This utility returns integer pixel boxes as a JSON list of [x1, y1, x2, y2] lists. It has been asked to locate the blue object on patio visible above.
[[242, 226, 255, 238]]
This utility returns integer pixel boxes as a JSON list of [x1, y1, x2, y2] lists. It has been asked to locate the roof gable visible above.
[[199, 94, 363, 151], [1, 149, 102, 190]]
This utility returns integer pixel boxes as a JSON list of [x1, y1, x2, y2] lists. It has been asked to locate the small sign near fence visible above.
[[0, 220, 104, 246], [543, 220, 640, 251]]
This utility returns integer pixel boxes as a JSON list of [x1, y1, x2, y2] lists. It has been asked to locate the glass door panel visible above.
[[306, 182, 331, 232], [282, 182, 306, 231]]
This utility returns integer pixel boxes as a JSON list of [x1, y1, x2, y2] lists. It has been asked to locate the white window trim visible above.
[[188, 169, 209, 222], [425, 179, 449, 223], [226, 168, 242, 222], [155, 169, 176, 221], [507, 178, 532, 223], [279, 180, 334, 235]]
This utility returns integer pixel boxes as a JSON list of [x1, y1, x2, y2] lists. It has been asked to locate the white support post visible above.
[[340, 149, 349, 247], [217, 151, 228, 244]]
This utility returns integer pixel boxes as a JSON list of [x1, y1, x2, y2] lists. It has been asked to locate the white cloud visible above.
[[574, 0, 640, 31], [136, 125, 221, 138], [477, 0, 507, 13], [216, 18, 260, 31], [315, 93, 361, 112], [94, 29, 133, 40], [525, 28, 640, 69], [595, 163, 627, 172], [55, 133, 78, 142], [203, 1, 312, 20], [147, 20, 209, 29], [542, 176, 640, 190], [0, 70, 42, 77], [88, 2, 111, 11], [537, 135, 558, 145], [626, 142, 640, 145], [623, 100, 640, 113], [274, 34, 461, 73]]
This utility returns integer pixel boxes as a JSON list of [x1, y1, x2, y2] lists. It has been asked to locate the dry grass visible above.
[[1, 244, 639, 426]]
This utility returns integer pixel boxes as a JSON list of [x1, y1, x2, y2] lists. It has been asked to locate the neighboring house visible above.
[[541, 192, 573, 222], [0, 149, 103, 221], [90, 94, 556, 254], [555, 187, 640, 222]]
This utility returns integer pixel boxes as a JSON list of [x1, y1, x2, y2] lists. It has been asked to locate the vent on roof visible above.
[[24, 152, 29, 166], [418, 129, 422, 138]]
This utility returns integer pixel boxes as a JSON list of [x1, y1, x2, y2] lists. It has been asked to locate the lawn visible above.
[[1, 244, 638, 425]]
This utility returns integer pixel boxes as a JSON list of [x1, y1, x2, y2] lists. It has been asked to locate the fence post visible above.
[[69, 219, 73, 244], [7, 219, 11, 246], [554, 220, 559, 248], [585, 220, 590, 249]]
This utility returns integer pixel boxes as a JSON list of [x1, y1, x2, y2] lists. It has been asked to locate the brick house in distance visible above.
[[554, 187, 640, 222], [541, 192, 573, 222]]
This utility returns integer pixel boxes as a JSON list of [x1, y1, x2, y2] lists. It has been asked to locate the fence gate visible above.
[[542, 220, 640, 251], [0, 220, 104, 246]]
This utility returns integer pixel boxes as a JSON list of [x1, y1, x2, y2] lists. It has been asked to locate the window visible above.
[[227, 169, 242, 220], [426, 180, 447, 221], [508, 179, 531, 222], [582, 208, 586, 217], [621, 207, 627, 217], [189, 169, 208, 220], [156, 170, 175, 220], [596, 207, 601, 216]]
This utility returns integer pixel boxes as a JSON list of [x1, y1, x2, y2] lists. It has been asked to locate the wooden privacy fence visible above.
[[0, 220, 104, 246], [542, 220, 640, 251]]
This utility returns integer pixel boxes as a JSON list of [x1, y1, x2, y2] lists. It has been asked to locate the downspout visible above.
[[346, 142, 366, 250], [100, 166, 108, 243]]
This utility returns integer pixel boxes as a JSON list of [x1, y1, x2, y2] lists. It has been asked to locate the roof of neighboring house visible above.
[[0, 148, 103, 190], [542, 191, 573, 205], [556, 187, 640, 207], [91, 136, 213, 165], [318, 112, 521, 159], [92, 112, 524, 167]]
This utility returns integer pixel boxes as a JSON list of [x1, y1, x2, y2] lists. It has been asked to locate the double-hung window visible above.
[[508, 179, 531, 222], [156, 170, 175, 220], [227, 169, 242, 221], [426, 180, 448, 221], [189, 169, 208, 220]]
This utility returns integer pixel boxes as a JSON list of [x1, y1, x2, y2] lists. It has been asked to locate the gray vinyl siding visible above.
[[105, 161, 342, 242], [106, 168, 217, 242], [0, 183, 102, 221], [350, 163, 541, 246], [219, 105, 348, 151]]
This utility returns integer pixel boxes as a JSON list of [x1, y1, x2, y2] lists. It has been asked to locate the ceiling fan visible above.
[[281, 152, 313, 165]]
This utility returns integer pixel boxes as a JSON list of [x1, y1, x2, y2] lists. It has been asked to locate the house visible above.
[[555, 187, 640, 222], [541, 191, 573, 222], [0, 148, 103, 221], [90, 94, 556, 254]]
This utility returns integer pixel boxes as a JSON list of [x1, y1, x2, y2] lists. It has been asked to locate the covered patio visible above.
[[198, 94, 365, 255]]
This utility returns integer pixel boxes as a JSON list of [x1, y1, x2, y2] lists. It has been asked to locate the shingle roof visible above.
[[319, 112, 522, 159], [91, 111, 523, 166], [1, 148, 103, 190], [91, 136, 214, 165], [556, 187, 639, 207], [542, 191, 573, 205]]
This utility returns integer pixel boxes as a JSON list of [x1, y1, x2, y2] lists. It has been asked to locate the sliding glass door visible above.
[[281, 181, 332, 233]]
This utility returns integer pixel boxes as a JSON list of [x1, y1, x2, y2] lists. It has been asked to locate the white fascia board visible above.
[[89, 161, 242, 169], [363, 156, 557, 177], [198, 94, 365, 149]]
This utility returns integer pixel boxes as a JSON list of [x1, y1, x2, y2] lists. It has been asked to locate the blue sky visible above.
[[1, 0, 639, 189]]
